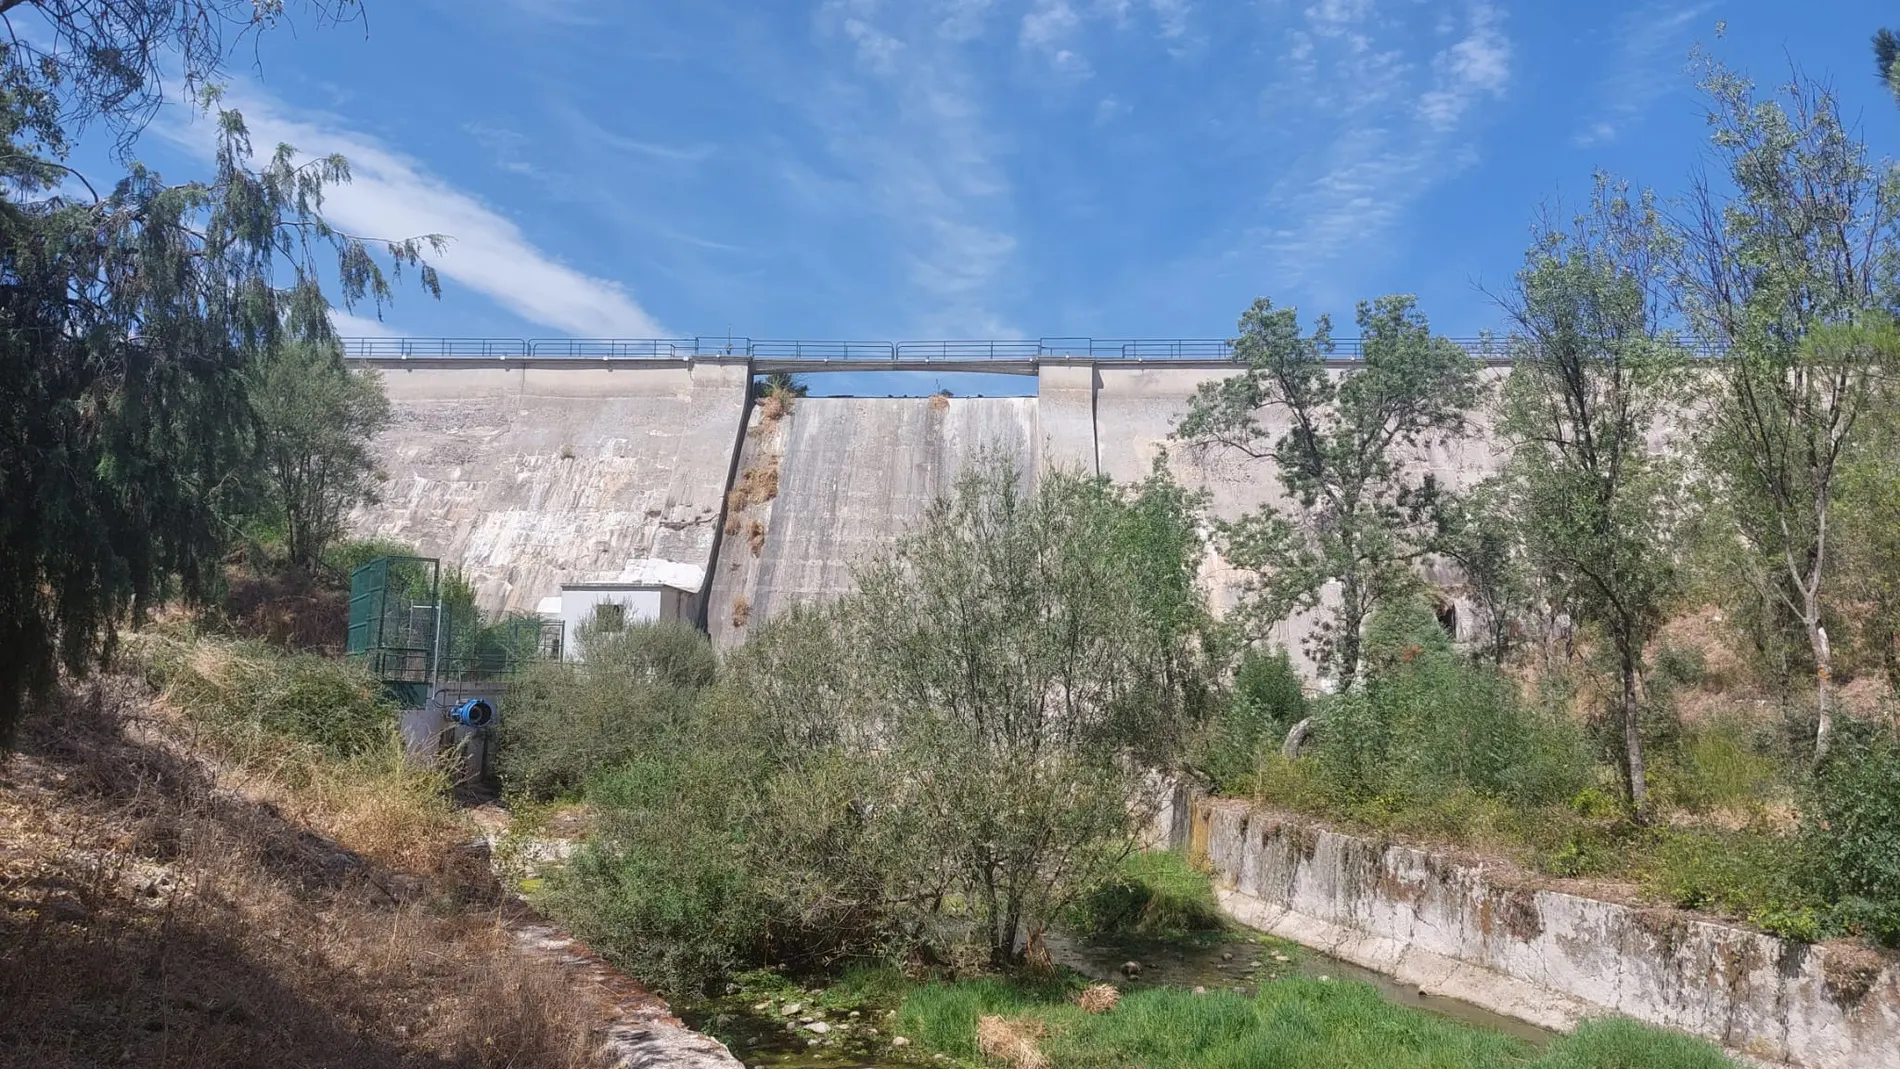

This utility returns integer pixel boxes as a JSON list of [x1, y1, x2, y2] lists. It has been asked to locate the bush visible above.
[[495, 620, 717, 798], [1807, 728, 1900, 944], [1308, 599, 1591, 812], [1648, 716, 1785, 816], [142, 633, 397, 760], [1644, 827, 1821, 928], [321, 537, 419, 587], [1065, 850, 1225, 939], [546, 748, 770, 996], [1201, 647, 1307, 792]]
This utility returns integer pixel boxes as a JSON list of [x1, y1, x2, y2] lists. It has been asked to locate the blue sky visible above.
[[100, 1, 1900, 349]]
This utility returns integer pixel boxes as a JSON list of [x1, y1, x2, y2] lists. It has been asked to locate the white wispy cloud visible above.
[[807, 0, 1022, 335], [1244, 1, 1512, 295], [1417, 1, 1510, 130], [1015, 0, 1200, 76], [161, 87, 669, 337], [1020, 0, 1092, 79], [331, 310, 403, 338], [1573, 2, 1714, 146]]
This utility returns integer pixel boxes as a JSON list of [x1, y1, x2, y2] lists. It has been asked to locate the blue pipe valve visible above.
[[450, 698, 495, 729]]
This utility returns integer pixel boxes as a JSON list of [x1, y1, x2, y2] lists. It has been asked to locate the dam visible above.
[[348, 337, 1510, 657]]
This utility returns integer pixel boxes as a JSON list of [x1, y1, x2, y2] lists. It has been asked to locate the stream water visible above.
[[682, 928, 1553, 1068]]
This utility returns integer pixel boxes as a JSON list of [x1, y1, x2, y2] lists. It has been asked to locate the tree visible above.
[[850, 457, 1213, 965], [0, 2, 438, 740], [1497, 179, 1691, 815], [248, 340, 392, 571], [1175, 294, 1480, 711], [1431, 480, 1533, 667], [1674, 63, 1900, 761], [1877, 28, 1900, 104], [1834, 411, 1900, 694]]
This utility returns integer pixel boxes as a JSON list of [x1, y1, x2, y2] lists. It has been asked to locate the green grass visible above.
[[896, 976, 1737, 1069], [1065, 850, 1227, 939]]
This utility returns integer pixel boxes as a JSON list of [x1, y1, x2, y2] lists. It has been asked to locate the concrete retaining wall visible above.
[[1163, 795, 1899, 1068]]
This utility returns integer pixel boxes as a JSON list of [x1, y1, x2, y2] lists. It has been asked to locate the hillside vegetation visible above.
[[0, 638, 604, 1069]]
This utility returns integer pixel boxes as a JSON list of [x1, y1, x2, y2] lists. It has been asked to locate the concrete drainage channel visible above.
[[1155, 790, 1900, 1069]]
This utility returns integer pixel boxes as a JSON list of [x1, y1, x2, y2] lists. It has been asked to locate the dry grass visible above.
[[1076, 983, 1120, 1014], [976, 1014, 1049, 1069], [929, 392, 951, 411], [748, 519, 768, 556], [731, 596, 752, 629], [736, 457, 781, 508], [757, 391, 789, 428], [0, 678, 607, 1069], [723, 456, 783, 539]]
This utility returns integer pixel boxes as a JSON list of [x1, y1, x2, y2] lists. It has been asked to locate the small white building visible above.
[[534, 585, 702, 662], [533, 558, 707, 661]]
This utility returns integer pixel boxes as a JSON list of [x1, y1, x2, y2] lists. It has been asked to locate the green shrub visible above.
[[494, 620, 717, 798], [1808, 728, 1900, 945], [1653, 644, 1708, 690], [1202, 647, 1307, 792], [1065, 850, 1225, 938], [1308, 599, 1591, 813], [1649, 717, 1785, 816], [1643, 827, 1824, 934], [143, 634, 396, 760], [321, 537, 419, 586], [546, 749, 770, 996]]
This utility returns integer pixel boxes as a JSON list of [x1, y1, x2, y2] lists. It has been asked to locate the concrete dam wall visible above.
[[355, 358, 750, 613], [352, 356, 1509, 653]]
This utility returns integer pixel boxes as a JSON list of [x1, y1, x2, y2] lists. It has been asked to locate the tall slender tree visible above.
[[1674, 62, 1899, 760], [1497, 179, 1691, 816], [0, 1, 438, 739]]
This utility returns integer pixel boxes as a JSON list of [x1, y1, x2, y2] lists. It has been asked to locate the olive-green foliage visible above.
[[1645, 827, 1821, 928], [547, 618, 942, 996], [139, 632, 396, 760], [1807, 729, 1900, 944], [322, 539, 420, 588], [849, 457, 1215, 965], [246, 340, 392, 571], [1647, 716, 1784, 817], [0, 8, 439, 745], [1676, 62, 1900, 761], [1497, 176, 1690, 813], [549, 460, 1215, 993], [1312, 599, 1591, 812], [496, 620, 717, 798], [1174, 295, 1481, 690], [1201, 647, 1306, 793], [548, 744, 768, 996], [897, 975, 1736, 1069], [1064, 851, 1225, 939]]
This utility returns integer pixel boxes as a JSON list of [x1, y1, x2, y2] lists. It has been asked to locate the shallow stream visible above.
[[682, 928, 1552, 1069]]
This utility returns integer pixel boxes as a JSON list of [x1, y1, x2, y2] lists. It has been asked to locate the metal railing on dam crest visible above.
[[337, 334, 1520, 371]]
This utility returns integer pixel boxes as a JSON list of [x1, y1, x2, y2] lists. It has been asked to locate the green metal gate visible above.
[[346, 555, 442, 707]]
